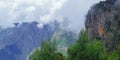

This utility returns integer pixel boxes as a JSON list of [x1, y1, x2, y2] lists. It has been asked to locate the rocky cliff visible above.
[[85, 0, 120, 51]]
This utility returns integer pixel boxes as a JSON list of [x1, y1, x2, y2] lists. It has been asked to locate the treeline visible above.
[[28, 30, 120, 60]]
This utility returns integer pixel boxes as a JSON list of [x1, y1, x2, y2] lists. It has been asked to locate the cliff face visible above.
[[85, 0, 120, 51]]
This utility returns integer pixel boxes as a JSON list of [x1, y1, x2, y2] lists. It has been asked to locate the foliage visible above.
[[107, 45, 120, 60], [29, 41, 65, 60], [67, 30, 107, 60], [29, 30, 120, 60]]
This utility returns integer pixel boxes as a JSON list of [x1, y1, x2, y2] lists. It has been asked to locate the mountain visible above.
[[85, 0, 120, 51], [0, 21, 58, 60], [0, 20, 76, 60]]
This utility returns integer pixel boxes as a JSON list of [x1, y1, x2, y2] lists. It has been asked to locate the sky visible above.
[[0, 0, 105, 33]]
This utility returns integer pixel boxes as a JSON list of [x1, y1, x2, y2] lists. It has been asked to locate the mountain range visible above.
[[0, 21, 58, 60], [0, 21, 76, 60]]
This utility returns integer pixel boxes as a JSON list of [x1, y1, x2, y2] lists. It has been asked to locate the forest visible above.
[[29, 30, 120, 60]]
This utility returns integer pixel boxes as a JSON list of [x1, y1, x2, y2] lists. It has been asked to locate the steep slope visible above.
[[0, 21, 58, 60], [85, 0, 120, 51]]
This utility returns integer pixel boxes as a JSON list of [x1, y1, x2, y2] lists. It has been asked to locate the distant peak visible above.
[[14, 23, 19, 27]]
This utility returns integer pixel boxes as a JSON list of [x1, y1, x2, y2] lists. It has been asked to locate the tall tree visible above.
[[29, 41, 64, 60], [67, 30, 107, 60]]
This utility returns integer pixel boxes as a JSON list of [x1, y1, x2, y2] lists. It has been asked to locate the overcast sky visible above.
[[0, 0, 105, 33]]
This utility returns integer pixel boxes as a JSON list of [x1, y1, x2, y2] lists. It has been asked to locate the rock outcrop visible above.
[[85, 0, 120, 51]]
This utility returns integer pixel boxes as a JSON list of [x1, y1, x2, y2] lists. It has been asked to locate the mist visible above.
[[0, 0, 105, 33]]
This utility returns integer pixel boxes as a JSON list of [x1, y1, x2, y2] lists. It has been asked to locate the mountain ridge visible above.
[[0, 21, 58, 60]]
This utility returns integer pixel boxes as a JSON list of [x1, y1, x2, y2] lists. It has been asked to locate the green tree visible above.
[[67, 30, 88, 60], [85, 40, 107, 60], [29, 41, 64, 60], [29, 30, 120, 60], [107, 45, 120, 60], [67, 30, 107, 60]]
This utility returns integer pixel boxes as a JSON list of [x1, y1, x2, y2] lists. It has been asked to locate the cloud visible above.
[[39, 0, 67, 25], [0, 1, 5, 8], [0, 0, 68, 28], [25, 6, 36, 13], [0, 0, 105, 33], [55, 0, 105, 33]]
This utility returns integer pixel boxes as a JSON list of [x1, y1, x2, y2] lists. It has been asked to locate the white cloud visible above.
[[25, 6, 36, 13], [39, 0, 67, 25], [34, 0, 49, 6], [0, 0, 105, 32], [0, 1, 5, 8], [0, 0, 68, 28]]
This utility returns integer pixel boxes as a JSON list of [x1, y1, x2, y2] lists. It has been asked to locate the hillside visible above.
[[85, 0, 120, 51]]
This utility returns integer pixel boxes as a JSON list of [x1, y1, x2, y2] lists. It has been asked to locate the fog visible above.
[[0, 0, 105, 33]]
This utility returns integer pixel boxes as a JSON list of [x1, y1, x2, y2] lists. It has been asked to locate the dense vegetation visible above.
[[29, 41, 65, 60], [29, 30, 120, 60]]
